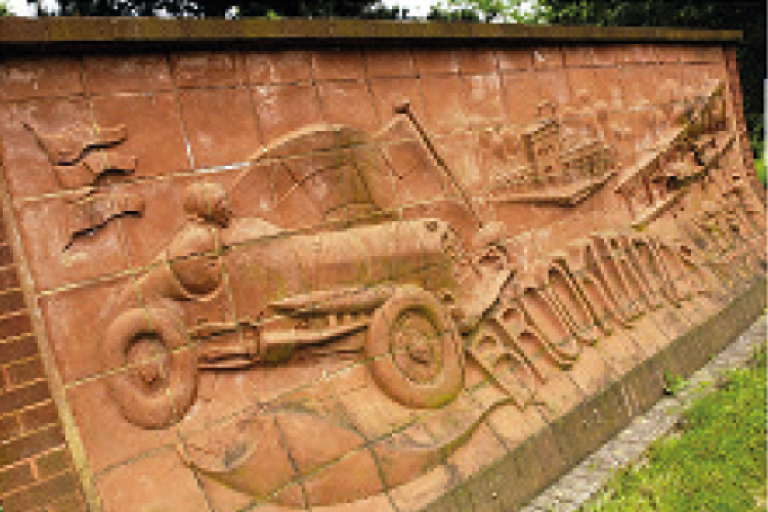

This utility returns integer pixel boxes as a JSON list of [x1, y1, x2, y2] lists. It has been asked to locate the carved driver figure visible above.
[[167, 182, 233, 298], [183, 181, 233, 228]]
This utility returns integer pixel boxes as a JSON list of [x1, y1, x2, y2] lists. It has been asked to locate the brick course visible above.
[[0, 316, 33, 345], [0, 425, 65, 468], [0, 381, 51, 417], [5, 357, 45, 388], [1, 471, 83, 511]]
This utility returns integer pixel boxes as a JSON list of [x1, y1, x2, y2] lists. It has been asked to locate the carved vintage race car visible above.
[[100, 123, 512, 430]]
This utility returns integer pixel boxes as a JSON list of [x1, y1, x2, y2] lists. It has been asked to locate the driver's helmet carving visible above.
[[183, 182, 232, 227], [169, 183, 232, 298]]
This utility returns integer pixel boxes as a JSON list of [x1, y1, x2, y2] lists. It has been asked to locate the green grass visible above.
[[753, 139, 766, 186], [581, 344, 767, 512]]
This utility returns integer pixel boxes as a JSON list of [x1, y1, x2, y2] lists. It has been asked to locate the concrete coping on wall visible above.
[[1, 18, 743, 54]]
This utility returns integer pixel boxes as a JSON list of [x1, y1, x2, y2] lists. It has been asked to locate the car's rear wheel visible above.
[[101, 307, 197, 429]]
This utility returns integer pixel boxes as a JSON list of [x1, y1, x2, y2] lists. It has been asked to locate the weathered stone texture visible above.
[[0, 19, 764, 512]]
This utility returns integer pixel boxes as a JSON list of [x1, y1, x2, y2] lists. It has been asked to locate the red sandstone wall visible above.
[[0, 24, 763, 512]]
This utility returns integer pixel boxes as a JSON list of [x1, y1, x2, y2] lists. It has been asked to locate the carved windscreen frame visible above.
[[0, 23, 765, 512]]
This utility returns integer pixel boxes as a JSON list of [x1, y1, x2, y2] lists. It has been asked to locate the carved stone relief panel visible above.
[[0, 42, 763, 512]]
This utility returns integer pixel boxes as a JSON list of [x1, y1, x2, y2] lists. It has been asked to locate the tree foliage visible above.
[[47, 0, 385, 18], [427, 0, 545, 23], [360, 3, 409, 19], [1, 2, 11, 15], [537, 0, 766, 141]]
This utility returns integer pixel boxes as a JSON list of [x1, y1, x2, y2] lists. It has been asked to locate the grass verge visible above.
[[581, 343, 767, 512], [753, 138, 766, 186]]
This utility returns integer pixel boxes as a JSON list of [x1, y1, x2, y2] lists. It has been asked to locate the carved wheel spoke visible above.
[[391, 311, 444, 384]]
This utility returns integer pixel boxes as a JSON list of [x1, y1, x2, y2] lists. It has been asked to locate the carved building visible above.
[[522, 109, 562, 183]]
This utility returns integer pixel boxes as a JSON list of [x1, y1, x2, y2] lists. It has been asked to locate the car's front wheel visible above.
[[366, 286, 464, 409]]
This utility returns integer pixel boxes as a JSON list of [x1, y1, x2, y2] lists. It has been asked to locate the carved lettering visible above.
[[466, 318, 536, 407]]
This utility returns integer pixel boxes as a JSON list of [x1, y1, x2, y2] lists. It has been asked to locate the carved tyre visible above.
[[101, 307, 197, 429], [367, 286, 464, 408]]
